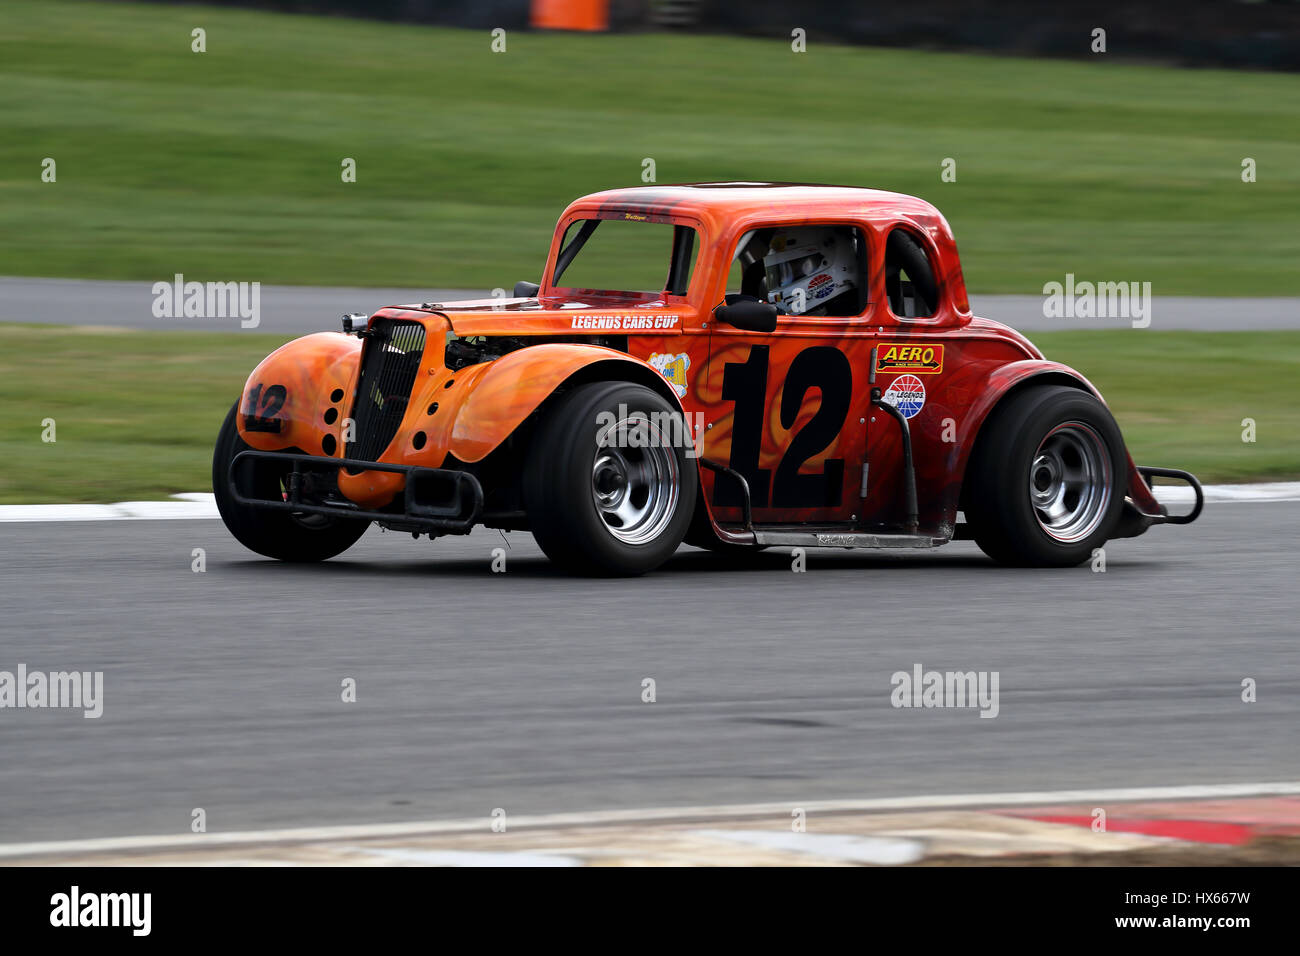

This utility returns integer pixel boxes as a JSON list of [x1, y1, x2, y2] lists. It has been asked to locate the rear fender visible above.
[[955, 360, 1156, 514]]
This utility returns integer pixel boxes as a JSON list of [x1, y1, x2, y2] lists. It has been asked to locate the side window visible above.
[[885, 228, 939, 319], [725, 225, 867, 318]]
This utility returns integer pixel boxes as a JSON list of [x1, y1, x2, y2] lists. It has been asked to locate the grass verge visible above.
[[0, 325, 1294, 503]]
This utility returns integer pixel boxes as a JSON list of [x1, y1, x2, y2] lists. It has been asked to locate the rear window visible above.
[[885, 228, 940, 319], [551, 218, 698, 296]]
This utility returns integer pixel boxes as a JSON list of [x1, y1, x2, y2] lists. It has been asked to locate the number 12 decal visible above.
[[244, 383, 286, 419], [243, 383, 288, 432], [714, 345, 852, 509]]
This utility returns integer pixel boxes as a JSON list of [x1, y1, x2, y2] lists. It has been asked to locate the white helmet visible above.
[[763, 228, 857, 315]]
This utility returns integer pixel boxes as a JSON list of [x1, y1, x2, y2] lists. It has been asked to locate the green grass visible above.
[[0, 325, 293, 503], [1, 1, 1298, 293], [1, 325, 1294, 503], [1033, 331, 1300, 483]]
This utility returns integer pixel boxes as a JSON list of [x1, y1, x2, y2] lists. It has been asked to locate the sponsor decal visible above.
[[807, 272, 835, 300], [648, 352, 691, 397], [876, 343, 943, 374], [624, 213, 649, 221], [882, 374, 926, 419], [570, 313, 681, 331]]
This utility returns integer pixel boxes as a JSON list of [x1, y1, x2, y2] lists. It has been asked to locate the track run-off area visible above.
[[0, 493, 1295, 847]]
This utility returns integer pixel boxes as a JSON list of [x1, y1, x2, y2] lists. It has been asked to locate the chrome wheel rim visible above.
[[591, 415, 680, 545], [1028, 422, 1111, 542]]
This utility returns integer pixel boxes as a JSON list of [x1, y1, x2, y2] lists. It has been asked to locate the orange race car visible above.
[[213, 183, 1201, 575]]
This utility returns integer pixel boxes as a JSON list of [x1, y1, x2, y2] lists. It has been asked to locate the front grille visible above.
[[346, 319, 427, 462]]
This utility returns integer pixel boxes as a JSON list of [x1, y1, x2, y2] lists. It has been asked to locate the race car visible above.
[[213, 183, 1202, 575]]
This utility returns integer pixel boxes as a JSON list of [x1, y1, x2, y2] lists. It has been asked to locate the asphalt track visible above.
[[2, 276, 1297, 334], [1, 501, 1296, 844]]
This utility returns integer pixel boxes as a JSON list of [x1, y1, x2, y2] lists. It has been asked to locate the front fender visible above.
[[234, 333, 688, 512], [236, 332, 362, 456], [445, 343, 684, 463]]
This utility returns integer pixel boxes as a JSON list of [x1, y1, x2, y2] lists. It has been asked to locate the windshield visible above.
[[550, 217, 698, 296]]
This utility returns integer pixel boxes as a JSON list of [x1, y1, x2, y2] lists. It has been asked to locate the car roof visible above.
[[557, 182, 971, 315], [565, 182, 947, 230]]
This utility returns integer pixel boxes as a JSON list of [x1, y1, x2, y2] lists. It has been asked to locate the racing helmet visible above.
[[763, 228, 858, 315]]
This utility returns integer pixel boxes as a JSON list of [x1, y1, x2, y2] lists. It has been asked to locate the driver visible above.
[[762, 228, 859, 316]]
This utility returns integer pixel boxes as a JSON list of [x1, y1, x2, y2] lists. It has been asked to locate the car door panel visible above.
[[699, 331, 875, 525]]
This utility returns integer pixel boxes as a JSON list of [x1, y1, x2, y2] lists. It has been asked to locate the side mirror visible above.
[[513, 280, 541, 298], [714, 298, 778, 333]]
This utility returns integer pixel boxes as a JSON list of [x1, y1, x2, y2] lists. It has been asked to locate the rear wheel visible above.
[[523, 382, 698, 575], [212, 402, 368, 562], [963, 385, 1125, 567]]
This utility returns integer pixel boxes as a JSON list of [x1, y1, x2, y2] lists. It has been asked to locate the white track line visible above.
[[1156, 481, 1300, 503], [1, 484, 1297, 523], [0, 493, 218, 522], [2, 780, 1298, 860]]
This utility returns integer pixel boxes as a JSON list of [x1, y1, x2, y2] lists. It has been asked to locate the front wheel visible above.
[[963, 385, 1126, 567], [212, 402, 368, 562], [523, 382, 698, 575]]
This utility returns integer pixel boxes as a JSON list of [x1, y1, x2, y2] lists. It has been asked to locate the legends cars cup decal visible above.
[[570, 313, 680, 330], [882, 374, 926, 419], [876, 344, 944, 375]]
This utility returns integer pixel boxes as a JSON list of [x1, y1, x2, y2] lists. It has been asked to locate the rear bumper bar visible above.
[[1135, 465, 1204, 525], [228, 450, 483, 533], [1115, 465, 1203, 538]]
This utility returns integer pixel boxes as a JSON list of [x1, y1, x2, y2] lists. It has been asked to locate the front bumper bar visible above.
[[228, 450, 483, 533]]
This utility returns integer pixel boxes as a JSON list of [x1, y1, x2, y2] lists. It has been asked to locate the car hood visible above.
[[389, 293, 694, 338]]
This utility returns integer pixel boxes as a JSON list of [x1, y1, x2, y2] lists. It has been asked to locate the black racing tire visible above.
[[212, 402, 368, 562], [963, 384, 1126, 567], [523, 381, 698, 576]]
